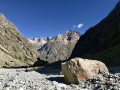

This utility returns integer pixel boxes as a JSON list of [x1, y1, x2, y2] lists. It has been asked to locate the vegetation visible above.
[[82, 45, 120, 65], [0, 46, 35, 67]]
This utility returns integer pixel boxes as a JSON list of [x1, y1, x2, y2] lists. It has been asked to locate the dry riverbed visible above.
[[0, 66, 120, 90]]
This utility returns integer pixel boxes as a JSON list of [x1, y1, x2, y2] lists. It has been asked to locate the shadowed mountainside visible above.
[[70, 1, 120, 65]]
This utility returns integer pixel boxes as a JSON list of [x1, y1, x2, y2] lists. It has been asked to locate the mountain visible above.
[[38, 30, 82, 63], [70, 1, 120, 65], [27, 36, 51, 50], [0, 14, 42, 67]]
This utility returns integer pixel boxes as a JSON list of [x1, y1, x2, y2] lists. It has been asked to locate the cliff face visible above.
[[27, 36, 51, 50], [38, 30, 82, 63], [70, 2, 120, 65], [0, 14, 41, 67]]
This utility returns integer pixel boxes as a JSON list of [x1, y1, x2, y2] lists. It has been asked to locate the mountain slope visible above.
[[27, 36, 51, 50], [38, 30, 82, 63], [0, 45, 25, 67], [70, 2, 120, 65], [0, 14, 41, 67]]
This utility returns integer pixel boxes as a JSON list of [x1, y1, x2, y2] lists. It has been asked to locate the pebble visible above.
[[0, 68, 120, 90]]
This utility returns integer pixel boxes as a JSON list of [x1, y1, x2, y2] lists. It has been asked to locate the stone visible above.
[[38, 30, 82, 63], [27, 37, 50, 50], [61, 58, 109, 84]]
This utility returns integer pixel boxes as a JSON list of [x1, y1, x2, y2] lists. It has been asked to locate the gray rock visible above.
[[27, 36, 51, 50], [39, 30, 82, 63]]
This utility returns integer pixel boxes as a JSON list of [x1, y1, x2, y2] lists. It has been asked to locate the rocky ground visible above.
[[0, 66, 120, 90]]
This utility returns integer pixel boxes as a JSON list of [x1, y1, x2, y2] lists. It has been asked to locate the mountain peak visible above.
[[66, 30, 76, 34], [114, 1, 120, 8], [66, 30, 73, 32], [47, 36, 52, 41], [38, 30, 82, 63], [117, 0, 120, 6], [0, 14, 6, 19], [0, 14, 17, 30], [65, 30, 81, 35], [0, 14, 7, 24]]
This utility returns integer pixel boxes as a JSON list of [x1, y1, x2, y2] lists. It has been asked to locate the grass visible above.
[[82, 45, 120, 65], [0, 47, 35, 66], [24, 56, 35, 66]]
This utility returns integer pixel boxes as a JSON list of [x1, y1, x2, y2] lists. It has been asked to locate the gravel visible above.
[[0, 67, 120, 90]]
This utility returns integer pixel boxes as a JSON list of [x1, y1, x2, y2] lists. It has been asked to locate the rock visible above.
[[28, 30, 82, 63], [61, 58, 109, 84], [0, 68, 120, 90], [27, 37, 50, 50], [39, 30, 82, 63]]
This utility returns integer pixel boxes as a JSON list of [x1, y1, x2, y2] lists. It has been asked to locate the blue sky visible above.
[[0, 0, 119, 37]]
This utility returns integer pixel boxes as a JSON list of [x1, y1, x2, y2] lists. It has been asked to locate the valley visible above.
[[0, 1, 120, 90]]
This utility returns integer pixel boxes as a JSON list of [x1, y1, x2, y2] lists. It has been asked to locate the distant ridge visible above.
[[27, 36, 51, 50], [38, 30, 82, 63]]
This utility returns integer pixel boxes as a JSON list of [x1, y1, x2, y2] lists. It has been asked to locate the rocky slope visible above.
[[27, 36, 51, 50], [39, 30, 82, 63], [0, 14, 42, 67], [70, 1, 120, 65]]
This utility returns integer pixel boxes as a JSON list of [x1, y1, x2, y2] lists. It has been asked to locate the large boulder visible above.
[[61, 58, 109, 84]]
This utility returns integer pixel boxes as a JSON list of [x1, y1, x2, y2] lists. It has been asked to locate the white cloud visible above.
[[73, 23, 83, 29], [77, 23, 83, 28]]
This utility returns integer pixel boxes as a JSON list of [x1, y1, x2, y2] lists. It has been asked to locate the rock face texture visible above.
[[39, 30, 82, 63], [0, 45, 25, 67], [61, 58, 109, 84], [27, 37, 51, 50], [0, 14, 41, 67], [70, 2, 120, 65]]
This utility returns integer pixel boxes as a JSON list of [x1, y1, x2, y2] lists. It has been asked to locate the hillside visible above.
[[0, 14, 42, 67], [70, 2, 120, 65]]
